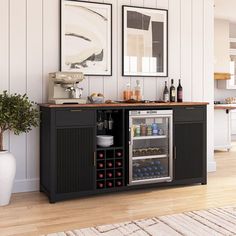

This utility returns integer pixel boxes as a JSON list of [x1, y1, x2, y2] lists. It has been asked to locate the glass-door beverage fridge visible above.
[[129, 110, 173, 185]]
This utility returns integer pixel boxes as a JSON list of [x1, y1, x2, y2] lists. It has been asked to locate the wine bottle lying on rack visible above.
[[106, 161, 113, 168], [115, 180, 123, 187], [97, 161, 105, 169], [115, 160, 123, 168], [115, 170, 122, 177], [115, 150, 123, 158], [97, 152, 105, 159], [106, 181, 113, 188], [97, 182, 105, 189], [107, 171, 113, 178]]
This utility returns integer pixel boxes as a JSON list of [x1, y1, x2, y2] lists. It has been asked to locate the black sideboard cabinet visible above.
[[40, 104, 207, 203]]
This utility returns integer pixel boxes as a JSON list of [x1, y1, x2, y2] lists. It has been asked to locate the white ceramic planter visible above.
[[0, 151, 16, 206]]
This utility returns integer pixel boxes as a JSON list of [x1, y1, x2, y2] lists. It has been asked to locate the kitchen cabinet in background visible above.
[[214, 19, 230, 77], [231, 110, 236, 140], [214, 105, 236, 151], [217, 51, 236, 88]]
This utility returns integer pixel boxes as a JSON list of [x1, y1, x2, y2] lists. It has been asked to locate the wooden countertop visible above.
[[40, 102, 209, 108], [214, 104, 236, 110]]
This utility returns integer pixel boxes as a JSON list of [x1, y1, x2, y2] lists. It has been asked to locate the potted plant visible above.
[[0, 91, 39, 206]]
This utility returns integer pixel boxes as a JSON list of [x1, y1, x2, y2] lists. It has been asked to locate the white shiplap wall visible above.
[[0, 0, 215, 193]]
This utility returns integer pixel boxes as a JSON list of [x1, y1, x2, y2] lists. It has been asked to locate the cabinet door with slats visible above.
[[56, 127, 95, 194], [174, 122, 206, 180]]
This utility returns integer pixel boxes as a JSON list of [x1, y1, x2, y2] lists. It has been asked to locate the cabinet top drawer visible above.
[[56, 109, 96, 126], [174, 106, 206, 122]]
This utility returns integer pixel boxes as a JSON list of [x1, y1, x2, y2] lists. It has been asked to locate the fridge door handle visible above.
[[129, 128, 131, 144], [93, 152, 96, 167], [174, 146, 177, 160]]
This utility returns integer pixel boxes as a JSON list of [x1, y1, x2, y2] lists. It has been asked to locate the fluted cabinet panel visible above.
[[56, 127, 95, 194]]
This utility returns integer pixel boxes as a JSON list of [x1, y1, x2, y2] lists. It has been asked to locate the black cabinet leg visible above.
[[49, 198, 56, 204]]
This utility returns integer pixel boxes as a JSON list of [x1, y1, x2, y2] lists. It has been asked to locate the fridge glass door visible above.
[[129, 112, 173, 185]]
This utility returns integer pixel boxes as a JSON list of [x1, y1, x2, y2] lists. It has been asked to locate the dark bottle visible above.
[[106, 181, 113, 188], [116, 171, 122, 177], [97, 182, 104, 189], [177, 79, 183, 102], [97, 152, 104, 159], [116, 150, 122, 158], [163, 81, 169, 102], [106, 161, 113, 168], [170, 79, 176, 102], [115, 180, 122, 187], [115, 160, 122, 168], [107, 171, 113, 178], [97, 162, 104, 169], [97, 172, 105, 179]]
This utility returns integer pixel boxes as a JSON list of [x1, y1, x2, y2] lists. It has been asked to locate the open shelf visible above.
[[96, 110, 124, 147], [97, 146, 123, 151]]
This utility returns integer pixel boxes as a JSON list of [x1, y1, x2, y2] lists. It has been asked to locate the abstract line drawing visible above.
[[61, 0, 112, 76]]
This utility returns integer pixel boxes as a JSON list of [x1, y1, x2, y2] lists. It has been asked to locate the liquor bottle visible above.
[[134, 80, 143, 101], [123, 83, 132, 101], [169, 79, 176, 102], [163, 81, 169, 102], [177, 79, 183, 102]]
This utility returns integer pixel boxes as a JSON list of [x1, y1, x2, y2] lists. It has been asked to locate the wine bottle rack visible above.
[[96, 148, 125, 189]]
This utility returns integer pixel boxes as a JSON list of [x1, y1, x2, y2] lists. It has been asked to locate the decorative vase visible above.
[[0, 151, 16, 206]]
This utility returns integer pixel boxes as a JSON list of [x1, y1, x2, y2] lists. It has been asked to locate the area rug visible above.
[[46, 206, 236, 236]]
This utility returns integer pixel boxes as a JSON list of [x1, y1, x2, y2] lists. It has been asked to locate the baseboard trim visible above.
[[214, 145, 232, 151], [207, 161, 217, 172], [13, 162, 216, 193], [13, 178, 39, 193]]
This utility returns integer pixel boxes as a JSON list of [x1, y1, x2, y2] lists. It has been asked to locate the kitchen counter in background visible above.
[[214, 104, 236, 151], [214, 104, 236, 110]]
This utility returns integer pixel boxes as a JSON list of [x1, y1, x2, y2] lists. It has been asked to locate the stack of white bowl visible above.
[[97, 135, 114, 147]]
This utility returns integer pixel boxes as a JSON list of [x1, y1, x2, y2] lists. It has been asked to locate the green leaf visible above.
[[0, 90, 39, 136]]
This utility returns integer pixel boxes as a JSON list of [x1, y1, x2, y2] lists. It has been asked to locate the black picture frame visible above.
[[122, 5, 168, 77], [60, 0, 113, 76]]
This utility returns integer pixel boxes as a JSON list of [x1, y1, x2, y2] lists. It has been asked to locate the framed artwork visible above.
[[122, 5, 168, 77], [61, 0, 112, 76]]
